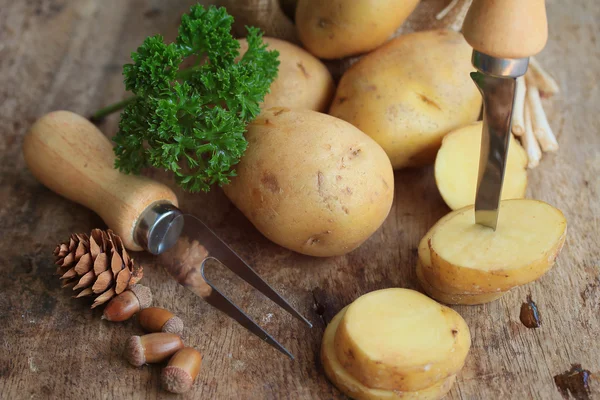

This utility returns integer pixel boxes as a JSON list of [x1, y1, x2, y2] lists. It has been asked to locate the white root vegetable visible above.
[[448, 0, 473, 31], [526, 82, 559, 152], [529, 57, 560, 96], [523, 103, 542, 168], [509, 57, 560, 167], [512, 76, 526, 137], [434, 0, 474, 31], [436, 0, 460, 20]]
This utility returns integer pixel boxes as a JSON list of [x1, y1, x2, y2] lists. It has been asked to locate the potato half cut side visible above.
[[321, 307, 457, 400], [416, 260, 505, 305], [435, 122, 528, 210], [430, 199, 567, 293], [334, 289, 470, 391]]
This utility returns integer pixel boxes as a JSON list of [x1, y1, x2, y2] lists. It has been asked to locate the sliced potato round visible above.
[[416, 260, 505, 305], [429, 199, 567, 293], [417, 212, 504, 298], [435, 122, 528, 210], [333, 289, 470, 392], [322, 307, 457, 400]]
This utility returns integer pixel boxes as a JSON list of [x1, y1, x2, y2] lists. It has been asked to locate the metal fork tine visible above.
[[217, 251, 313, 328], [199, 271, 294, 359], [188, 215, 313, 328]]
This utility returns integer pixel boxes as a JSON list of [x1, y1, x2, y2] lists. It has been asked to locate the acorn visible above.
[[161, 347, 203, 394], [138, 307, 184, 335], [124, 333, 184, 367], [102, 284, 152, 322]]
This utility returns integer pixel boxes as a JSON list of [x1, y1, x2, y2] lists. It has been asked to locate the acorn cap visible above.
[[124, 335, 145, 367], [130, 284, 152, 309], [161, 366, 194, 394], [162, 316, 184, 335]]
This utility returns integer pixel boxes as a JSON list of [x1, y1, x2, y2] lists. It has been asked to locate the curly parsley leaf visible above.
[[112, 4, 279, 192]]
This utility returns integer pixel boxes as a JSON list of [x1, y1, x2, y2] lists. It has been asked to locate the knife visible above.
[[463, 0, 548, 229]]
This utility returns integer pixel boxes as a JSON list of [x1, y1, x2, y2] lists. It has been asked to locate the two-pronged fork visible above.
[[23, 110, 311, 359]]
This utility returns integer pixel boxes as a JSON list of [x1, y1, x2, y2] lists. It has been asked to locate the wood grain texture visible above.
[[0, 0, 598, 399]]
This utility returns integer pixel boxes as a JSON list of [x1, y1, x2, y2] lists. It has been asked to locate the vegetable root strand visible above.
[[526, 83, 559, 153], [447, 0, 473, 32], [512, 77, 526, 137], [529, 57, 560, 96], [522, 103, 542, 169], [513, 58, 560, 168], [436, 0, 460, 20]]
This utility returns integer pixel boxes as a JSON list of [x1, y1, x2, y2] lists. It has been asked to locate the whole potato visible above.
[[223, 108, 394, 257], [329, 30, 482, 169], [295, 0, 419, 60], [296, 0, 420, 60], [238, 37, 335, 112]]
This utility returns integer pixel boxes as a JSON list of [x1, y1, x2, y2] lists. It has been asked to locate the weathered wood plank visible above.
[[0, 0, 598, 399]]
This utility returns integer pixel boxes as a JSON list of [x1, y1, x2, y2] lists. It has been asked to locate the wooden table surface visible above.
[[1, 1, 599, 399]]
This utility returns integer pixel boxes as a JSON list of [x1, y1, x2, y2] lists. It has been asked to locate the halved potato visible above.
[[416, 260, 505, 305], [429, 199, 567, 293], [321, 307, 457, 400], [333, 289, 470, 392], [435, 122, 528, 210]]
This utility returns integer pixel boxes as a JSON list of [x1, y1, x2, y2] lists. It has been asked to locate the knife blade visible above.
[[470, 51, 529, 230]]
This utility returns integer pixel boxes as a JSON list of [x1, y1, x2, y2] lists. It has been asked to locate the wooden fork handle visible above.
[[23, 110, 178, 250], [463, 0, 548, 59]]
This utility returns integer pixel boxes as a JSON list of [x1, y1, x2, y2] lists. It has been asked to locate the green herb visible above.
[[92, 5, 279, 192]]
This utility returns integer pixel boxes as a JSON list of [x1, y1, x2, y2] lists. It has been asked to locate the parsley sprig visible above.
[[91, 5, 279, 192]]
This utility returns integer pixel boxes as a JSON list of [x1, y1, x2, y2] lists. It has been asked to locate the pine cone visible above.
[[54, 229, 143, 308]]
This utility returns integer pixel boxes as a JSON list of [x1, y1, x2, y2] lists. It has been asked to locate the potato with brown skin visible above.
[[329, 30, 482, 169], [223, 108, 394, 257], [296, 0, 420, 60], [238, 37, 335, 112]]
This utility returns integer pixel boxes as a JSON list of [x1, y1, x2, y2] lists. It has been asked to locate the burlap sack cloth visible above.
[[219, 0, 473, 80]]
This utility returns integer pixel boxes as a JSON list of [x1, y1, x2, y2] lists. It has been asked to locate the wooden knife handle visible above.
[[23, 110, 178, 251], [463, 0, 548, 59]]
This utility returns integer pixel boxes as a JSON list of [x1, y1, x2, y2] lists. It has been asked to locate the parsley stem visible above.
[[89, 67, 200, 123], [89, 96, 137, 123], [175, 67, 199, 81]]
